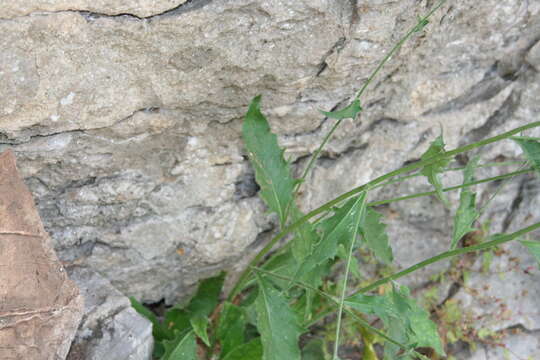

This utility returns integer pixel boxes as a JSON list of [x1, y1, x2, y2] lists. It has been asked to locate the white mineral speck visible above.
[[60, 92, 76, 106]]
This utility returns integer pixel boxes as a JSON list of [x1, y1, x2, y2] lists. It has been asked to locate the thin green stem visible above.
[[372, 160, 527, 191], [251, 266, 412, 353], [350, 221, 540, 296], [333, 193, 367, 360], [368, 168, 533, 207], [282, 0, 448, 224], [355, 0, 447, 100], [228, 122, 540, 300]]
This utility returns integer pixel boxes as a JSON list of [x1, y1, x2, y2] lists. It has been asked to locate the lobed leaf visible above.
[[512, 136, 540, 173], [185, 272, 225, 318], [290, 205, 318, 262], [312, 193, 368, 265], [190, 315, 211, 347], [420, 135, 451, 206], [243, 95, 296, 226], [162, 330, 197, 360], [450, 157, 479, 249], [520, 240, 540, 268], [255, 273, 302, 360], [222, 338, 263, 360], [217, 302, 246, 359], [346, 285, 444, 359], [293, 194, 367, 287], [320, 99, 362, 120], [361, 207, 393, 264]]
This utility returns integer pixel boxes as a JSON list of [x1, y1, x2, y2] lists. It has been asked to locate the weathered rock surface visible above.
[[0, 150, 84, 360], [0, 0, 188, 19], [468, 330, 540, 360], [67, 266, 153, 360], [1, 0, 540, 356]]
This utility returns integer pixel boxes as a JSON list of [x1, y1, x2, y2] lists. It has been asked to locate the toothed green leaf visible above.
[[520, 240, 540, 268], [320, 99, 362, 120], [293, 194, 367, 287], [346, 285, 444, 358], [186, 272, 225, 318], [420, 135, 451, 206], [312, 193, 368, 265], [162, 330, 197, 360], [243, 95, 296, 225], [450, 157, 479, 249], [190, 315, 210, 347], [361, 207, 393, 264], [512, 136, 540, 173], [255, 274, 302, 360], [222, 338, 263, 360], [290, 206, 317, 262], [218, 302, 246, 359]]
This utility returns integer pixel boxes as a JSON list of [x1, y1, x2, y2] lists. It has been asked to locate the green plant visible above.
[[133, 1, 540, 359]]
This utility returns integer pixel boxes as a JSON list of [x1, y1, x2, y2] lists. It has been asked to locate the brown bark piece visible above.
[[0, 149, 84, 360]]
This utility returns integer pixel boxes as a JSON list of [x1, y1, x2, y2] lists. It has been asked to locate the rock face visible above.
[[67, 266, 153, 360], [0, 150, 84, 360], [0, 0, 539, 356]]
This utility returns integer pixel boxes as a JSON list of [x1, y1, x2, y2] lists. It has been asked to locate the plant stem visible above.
[[355, 0, 447, 100], [283, 0, 448, 224], [333, 193, 367, 360], [350, 221, 540, 296], [228, 121, 540, 300], [251, 266, 412, 353], [368, 167, 533, 207]]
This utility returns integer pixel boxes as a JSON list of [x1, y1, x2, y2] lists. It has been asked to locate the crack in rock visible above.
[[0, 0, 214, 21]]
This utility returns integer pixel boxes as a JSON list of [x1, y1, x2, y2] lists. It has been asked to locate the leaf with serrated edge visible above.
[[512, 136, 540, 173], [520, 240, 540, 268], [243, 95, 296, 226], [222, 338, 263, 360], [162, 330, 197, 360], [186, 272, 225, 318], [320, 99, 362, 120], [190, 315, 210, 347], [420, 135, 450, 206], [361, 207, 393, 264], [217, 302, 245, 359], [312, 194, 367, 265], [294, 195, 366, 287], [290, 205, 317, 262], [450, 157, 479, 249], [345, 285, 444, 357], [255, 273, 302, 360]]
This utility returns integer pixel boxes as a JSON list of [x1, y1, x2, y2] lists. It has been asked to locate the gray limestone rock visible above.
[[468, 331, 540, 360], [0, 0, 188, 19], [67, 266, 153, 360]]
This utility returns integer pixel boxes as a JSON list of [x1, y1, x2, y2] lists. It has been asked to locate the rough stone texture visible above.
[[0, 150, 84, 360], [467, 331, 540, 360], [1, 0, 540, 356], [0, 0, 188, 19], [67, 266, 153, 360]]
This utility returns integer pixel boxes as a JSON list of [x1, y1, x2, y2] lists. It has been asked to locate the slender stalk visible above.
[[228, 121, 540, 300], [282, 0, 448, 224], [251, 266, 412, 353], [368, 167, 533, 207], [355, 0, 447, 100], [372, 160, 527, 191], [350, 221, 540, 296], [333, 193, 367, 360]]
